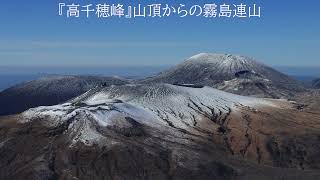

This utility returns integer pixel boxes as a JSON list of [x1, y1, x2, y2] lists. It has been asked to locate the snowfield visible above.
[[21, 83, 284, 145]]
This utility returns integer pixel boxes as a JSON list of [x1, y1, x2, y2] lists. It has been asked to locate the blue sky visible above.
[[0, 0, 319, 67]]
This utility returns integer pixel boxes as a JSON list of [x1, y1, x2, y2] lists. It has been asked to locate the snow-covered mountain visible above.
[[0, 75, 128, 116], [1, 83, 319, 179], [142, 53, 303, 98], [21, 83, 279, 145], [0, 54, 318, 179]]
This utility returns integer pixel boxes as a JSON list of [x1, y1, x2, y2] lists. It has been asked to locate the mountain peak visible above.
[[186, 53, 255, 66], [142, 53, 302, 98], [188, 52, 211, 59]]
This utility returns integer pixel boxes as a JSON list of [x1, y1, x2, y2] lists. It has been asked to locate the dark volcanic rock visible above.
[[142, 53, 303, 98], [0, 75, 128, 116]]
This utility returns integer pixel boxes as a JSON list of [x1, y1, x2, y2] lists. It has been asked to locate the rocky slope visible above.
[[312, 78, 320, 88], [0, 75, 128, 116], [142, 53, 303, 98], [1, 84, 320, 179]]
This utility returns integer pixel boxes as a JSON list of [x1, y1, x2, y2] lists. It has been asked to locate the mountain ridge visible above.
[[312, 78, 320, 88], [0, 75, 128, 116]]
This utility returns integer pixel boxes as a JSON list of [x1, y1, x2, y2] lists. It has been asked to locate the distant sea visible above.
[[274, 66, 320, 78], [0, 66, 319, 92]]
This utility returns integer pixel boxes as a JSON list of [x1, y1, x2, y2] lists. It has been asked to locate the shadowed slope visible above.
[[0, 75, 128, 116]]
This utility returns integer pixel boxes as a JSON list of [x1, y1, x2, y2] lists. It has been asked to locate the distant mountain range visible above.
[[1, 53, 320, 179], [1, 53, 318, 116]]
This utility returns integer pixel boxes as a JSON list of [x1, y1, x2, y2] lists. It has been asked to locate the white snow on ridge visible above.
[[187, 53, 248, 64], [20, 84, 281, 145], [84, 84, 278, 109], [21, 103, 75, 125], [189, 53, 210, 59]]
